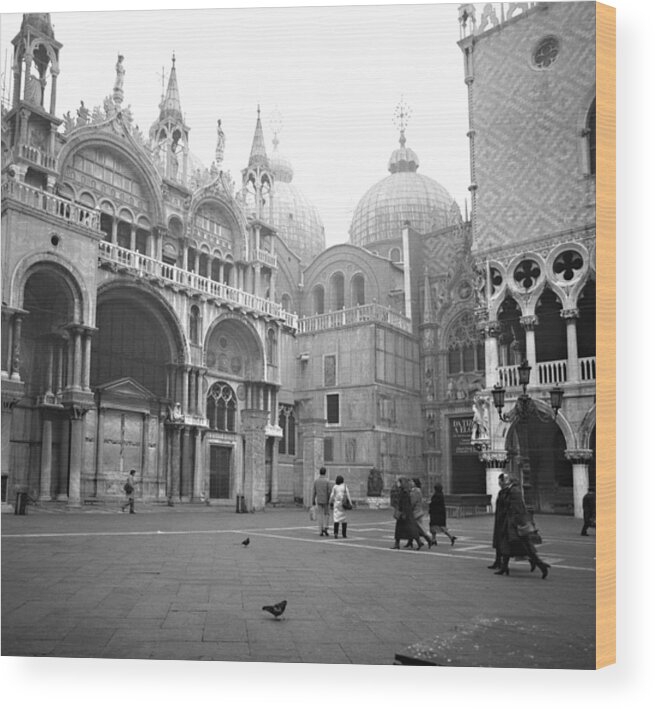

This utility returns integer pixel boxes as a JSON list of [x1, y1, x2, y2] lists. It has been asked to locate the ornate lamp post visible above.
[[492, 360, 563, 423]]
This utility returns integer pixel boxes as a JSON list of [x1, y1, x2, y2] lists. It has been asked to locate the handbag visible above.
[[517, 520, 537, 537], [309, 505, 317, 521], [342, 487, 353, 510]]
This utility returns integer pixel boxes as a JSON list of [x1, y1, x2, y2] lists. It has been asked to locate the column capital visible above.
[[520, 315, 539, 330], [565, 448, 593, 464], [561, 308, 580, 320], [480, 450, 508, 467]]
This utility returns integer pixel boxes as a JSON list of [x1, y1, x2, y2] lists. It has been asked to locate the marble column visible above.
[[562, 308, 580, 383], [192, 429, 204, 502], [299, 418, 325, 507], [67, 408, 87, 508], [565, 449, 594, 518], [169, 426, 182, 501], [520, 315, 539, 385], [11, 315, 23, 381], [484, 320, 501, 387], [241, 409, 269, 511], [39, 416, 53, 501]]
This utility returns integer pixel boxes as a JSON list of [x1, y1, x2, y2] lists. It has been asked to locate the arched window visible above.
[[330, 272, 345, 311], [266, 328, 276, 365], [351, 273, 365, 306], [189, 305, 200, 345], [281, 293, 291, 311], [447, 311, 484, 375], [389, 247, 402, 263], [207, 382, 237, 432], [313, 285, 325, 315]]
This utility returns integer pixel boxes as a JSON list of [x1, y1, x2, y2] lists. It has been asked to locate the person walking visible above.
[[404, 478, 433, 548], [390, 477, 425, 550], [121, 469, 136, 513], [429, 483, 457, 546], [494, 473, 550, 579], [581, 489, 596, 536], [312, 467, 333, 536], [329, 475, 352, 539], [488, 473, 508, 569]]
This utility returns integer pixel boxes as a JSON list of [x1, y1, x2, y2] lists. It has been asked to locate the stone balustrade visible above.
[[299, 303, 412, 334]]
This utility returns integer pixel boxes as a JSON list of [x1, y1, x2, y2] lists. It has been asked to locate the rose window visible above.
[[553, 250, 584, 282], [514, 260, 541, 290]]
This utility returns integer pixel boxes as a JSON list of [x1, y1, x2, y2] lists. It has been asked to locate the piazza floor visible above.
[[1, 504, 596, 667]]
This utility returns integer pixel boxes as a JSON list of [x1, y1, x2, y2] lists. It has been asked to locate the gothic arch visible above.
[[204, 313, 265, 381], [578, 404, 597, 448], [501, 403, 576, 450]]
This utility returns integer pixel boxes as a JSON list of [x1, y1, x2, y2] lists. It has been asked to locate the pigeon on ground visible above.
[[262, 600, 287, 619], [241, 537, 250, 547]]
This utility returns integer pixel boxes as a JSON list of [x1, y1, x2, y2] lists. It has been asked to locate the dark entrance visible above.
[[449, 416, 486, 494], [506, 415, 571, 513], [209, 445, 232, 499]]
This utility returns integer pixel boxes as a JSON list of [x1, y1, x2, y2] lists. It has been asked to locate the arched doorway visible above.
[[505, 414, 572, 513]]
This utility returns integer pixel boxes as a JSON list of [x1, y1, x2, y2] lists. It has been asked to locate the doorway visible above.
[[209, 445, 232, 499]]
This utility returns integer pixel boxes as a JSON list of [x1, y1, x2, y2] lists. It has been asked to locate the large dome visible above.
[[349, 131, 457, 248], [269, 140, 325, 263]]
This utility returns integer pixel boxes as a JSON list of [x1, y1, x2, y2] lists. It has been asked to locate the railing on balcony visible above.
[[580, 356, 596, 382], [98, 241, 298, 329], [537, 359, 567, 385], [19, 144, 57, 171], [299, 303, 412, 334], [255, 248, 277, 269], [2, 180, 101, 231], [498, 357, 596, 387], [498, 364, 520, 388]]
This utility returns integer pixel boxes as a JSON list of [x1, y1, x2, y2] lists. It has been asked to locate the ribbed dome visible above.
[[350, 132, 456, 247], [269, 141, 325, 263]]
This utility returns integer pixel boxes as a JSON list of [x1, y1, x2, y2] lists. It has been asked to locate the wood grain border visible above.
[[596, 1, 616, 670]]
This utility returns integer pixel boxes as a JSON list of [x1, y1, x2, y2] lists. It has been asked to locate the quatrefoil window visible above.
[[553, 250, 584, 282], [514, 260, 541, 290], [533, 36, 559, 69]]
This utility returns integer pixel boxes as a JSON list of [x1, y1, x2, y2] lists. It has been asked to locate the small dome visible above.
[[350, 131, 456, 247], [267, 138, 325, 263]]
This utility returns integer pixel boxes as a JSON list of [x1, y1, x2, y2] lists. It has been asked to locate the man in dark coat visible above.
[[581, 489, 596, 536], [429, 483, 457, 546], [494, 473, 550, 579], [489, 473, 509, 569]]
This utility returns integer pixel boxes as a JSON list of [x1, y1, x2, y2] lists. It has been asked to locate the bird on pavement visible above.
[[241, 537, 250, 547], [262, 600, 287, 620]]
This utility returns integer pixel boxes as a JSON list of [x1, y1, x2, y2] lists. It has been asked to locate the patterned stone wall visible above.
[[469, 2, 596, 253]]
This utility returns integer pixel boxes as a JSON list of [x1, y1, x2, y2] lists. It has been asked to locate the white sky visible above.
[[1, 1, 472, 246]]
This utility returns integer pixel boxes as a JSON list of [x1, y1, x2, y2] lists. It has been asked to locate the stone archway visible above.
[[505, 414, 573, 514]]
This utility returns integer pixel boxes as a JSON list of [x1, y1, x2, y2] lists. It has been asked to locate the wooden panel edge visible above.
[[595, 0, 616, 670]]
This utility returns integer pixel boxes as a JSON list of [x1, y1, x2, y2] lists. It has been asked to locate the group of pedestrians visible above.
[[311, 467, 353, 538], [389, 477, 457, 550]]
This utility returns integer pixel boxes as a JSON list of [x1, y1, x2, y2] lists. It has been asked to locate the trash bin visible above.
[[15, 492, 28, 515]]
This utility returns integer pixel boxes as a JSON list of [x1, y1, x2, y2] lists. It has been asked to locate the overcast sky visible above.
[[1, 2, 473, 246]]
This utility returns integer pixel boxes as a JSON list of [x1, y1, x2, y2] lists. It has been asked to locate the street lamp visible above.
[[492, 360, 563, 423]]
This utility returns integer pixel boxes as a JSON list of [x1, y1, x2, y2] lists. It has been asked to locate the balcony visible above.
[[2, 180, 101, 232], [498, 357, 596, 387], [18, 144, 57, 171], [299, 303, 412, 334], [98, 242, 298, 329], [255, 248, 277, 269]]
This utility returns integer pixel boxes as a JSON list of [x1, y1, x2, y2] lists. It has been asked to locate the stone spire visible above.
[[248, 105, 269, 170], [158, 53, 183, 123]]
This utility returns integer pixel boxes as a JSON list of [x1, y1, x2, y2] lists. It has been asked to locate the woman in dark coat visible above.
[[390, 478, 425, 550], [495, 473, 550, 579], [428, 483, 457, 546]]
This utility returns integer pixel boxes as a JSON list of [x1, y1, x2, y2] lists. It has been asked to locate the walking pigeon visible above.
[[262, 600, 287, 619], [241, 537, 250, 547]]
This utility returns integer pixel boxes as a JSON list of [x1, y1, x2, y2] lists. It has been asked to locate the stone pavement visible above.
[[1, 504, 596, 667]]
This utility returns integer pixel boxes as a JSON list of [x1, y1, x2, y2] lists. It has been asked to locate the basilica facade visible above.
[[1, 3, 596, 518]]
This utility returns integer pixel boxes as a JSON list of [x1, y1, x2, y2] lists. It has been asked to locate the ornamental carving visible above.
[[564, 449, 594, 464]]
